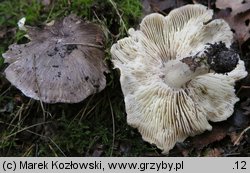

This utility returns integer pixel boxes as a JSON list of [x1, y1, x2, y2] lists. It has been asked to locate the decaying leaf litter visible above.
[[0, 0, 250, 156]]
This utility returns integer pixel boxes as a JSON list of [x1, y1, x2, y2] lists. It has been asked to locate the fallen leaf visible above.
[[190, 123, 229, 150], [192, 0, 215, 8], [141, 0, 188, 15], [216, 0, 250, 16], [216, 0, 250, 44]]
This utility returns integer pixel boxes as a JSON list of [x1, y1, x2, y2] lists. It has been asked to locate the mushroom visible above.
[[111, 4, 248, 153], [3, 14, 108, 103]]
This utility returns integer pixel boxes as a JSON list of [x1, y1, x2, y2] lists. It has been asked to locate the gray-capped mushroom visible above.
[[3, 15, 108, 103], [111, 4, 247, 154]]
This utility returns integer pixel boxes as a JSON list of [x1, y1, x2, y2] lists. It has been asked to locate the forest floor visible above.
[[0, 0, 249, 156]]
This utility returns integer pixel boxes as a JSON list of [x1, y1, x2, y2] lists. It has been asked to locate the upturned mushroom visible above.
[[111, 4, 248, 153], [3, 15, 108, 103]]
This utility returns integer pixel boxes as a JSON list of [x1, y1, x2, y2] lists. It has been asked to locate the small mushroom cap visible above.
[[3, 15, 108, 103], [111, 4, 247, 153]]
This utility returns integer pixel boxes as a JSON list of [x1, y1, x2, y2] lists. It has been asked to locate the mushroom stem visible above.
[[162, 56, 209, 88]]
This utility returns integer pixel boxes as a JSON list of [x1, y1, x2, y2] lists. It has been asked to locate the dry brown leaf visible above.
[[142, 0, 187, 15], [142, 0, 175, 15], [216, 0, 250, 15], [216, 0, 250, 44], [190, 124, 229, 150], [2, 15, 108, 103]]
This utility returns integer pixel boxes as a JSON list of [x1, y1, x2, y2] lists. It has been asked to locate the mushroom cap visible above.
[[3, 15, 108, 103], [111, 4, 247, 153]]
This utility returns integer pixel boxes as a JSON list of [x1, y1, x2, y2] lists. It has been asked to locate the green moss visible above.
[[119, 0, 142, 24], [0, 48, 4, 68], [0, 0, 42, 26], [121, 0, 141, 16], [71, 0, 94, 17]]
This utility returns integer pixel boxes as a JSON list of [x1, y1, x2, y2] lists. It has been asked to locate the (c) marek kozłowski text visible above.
[[19, 160, 103, 170]]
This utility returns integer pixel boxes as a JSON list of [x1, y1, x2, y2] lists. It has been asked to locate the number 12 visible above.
[[235, 161, 247, 169]]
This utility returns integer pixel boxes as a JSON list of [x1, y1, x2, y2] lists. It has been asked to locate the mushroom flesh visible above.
[[3, 15, 108, 103]]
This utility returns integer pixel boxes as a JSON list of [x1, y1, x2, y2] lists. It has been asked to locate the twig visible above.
[[234, 126, 250, 146], [236, 85, 250, 96]]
